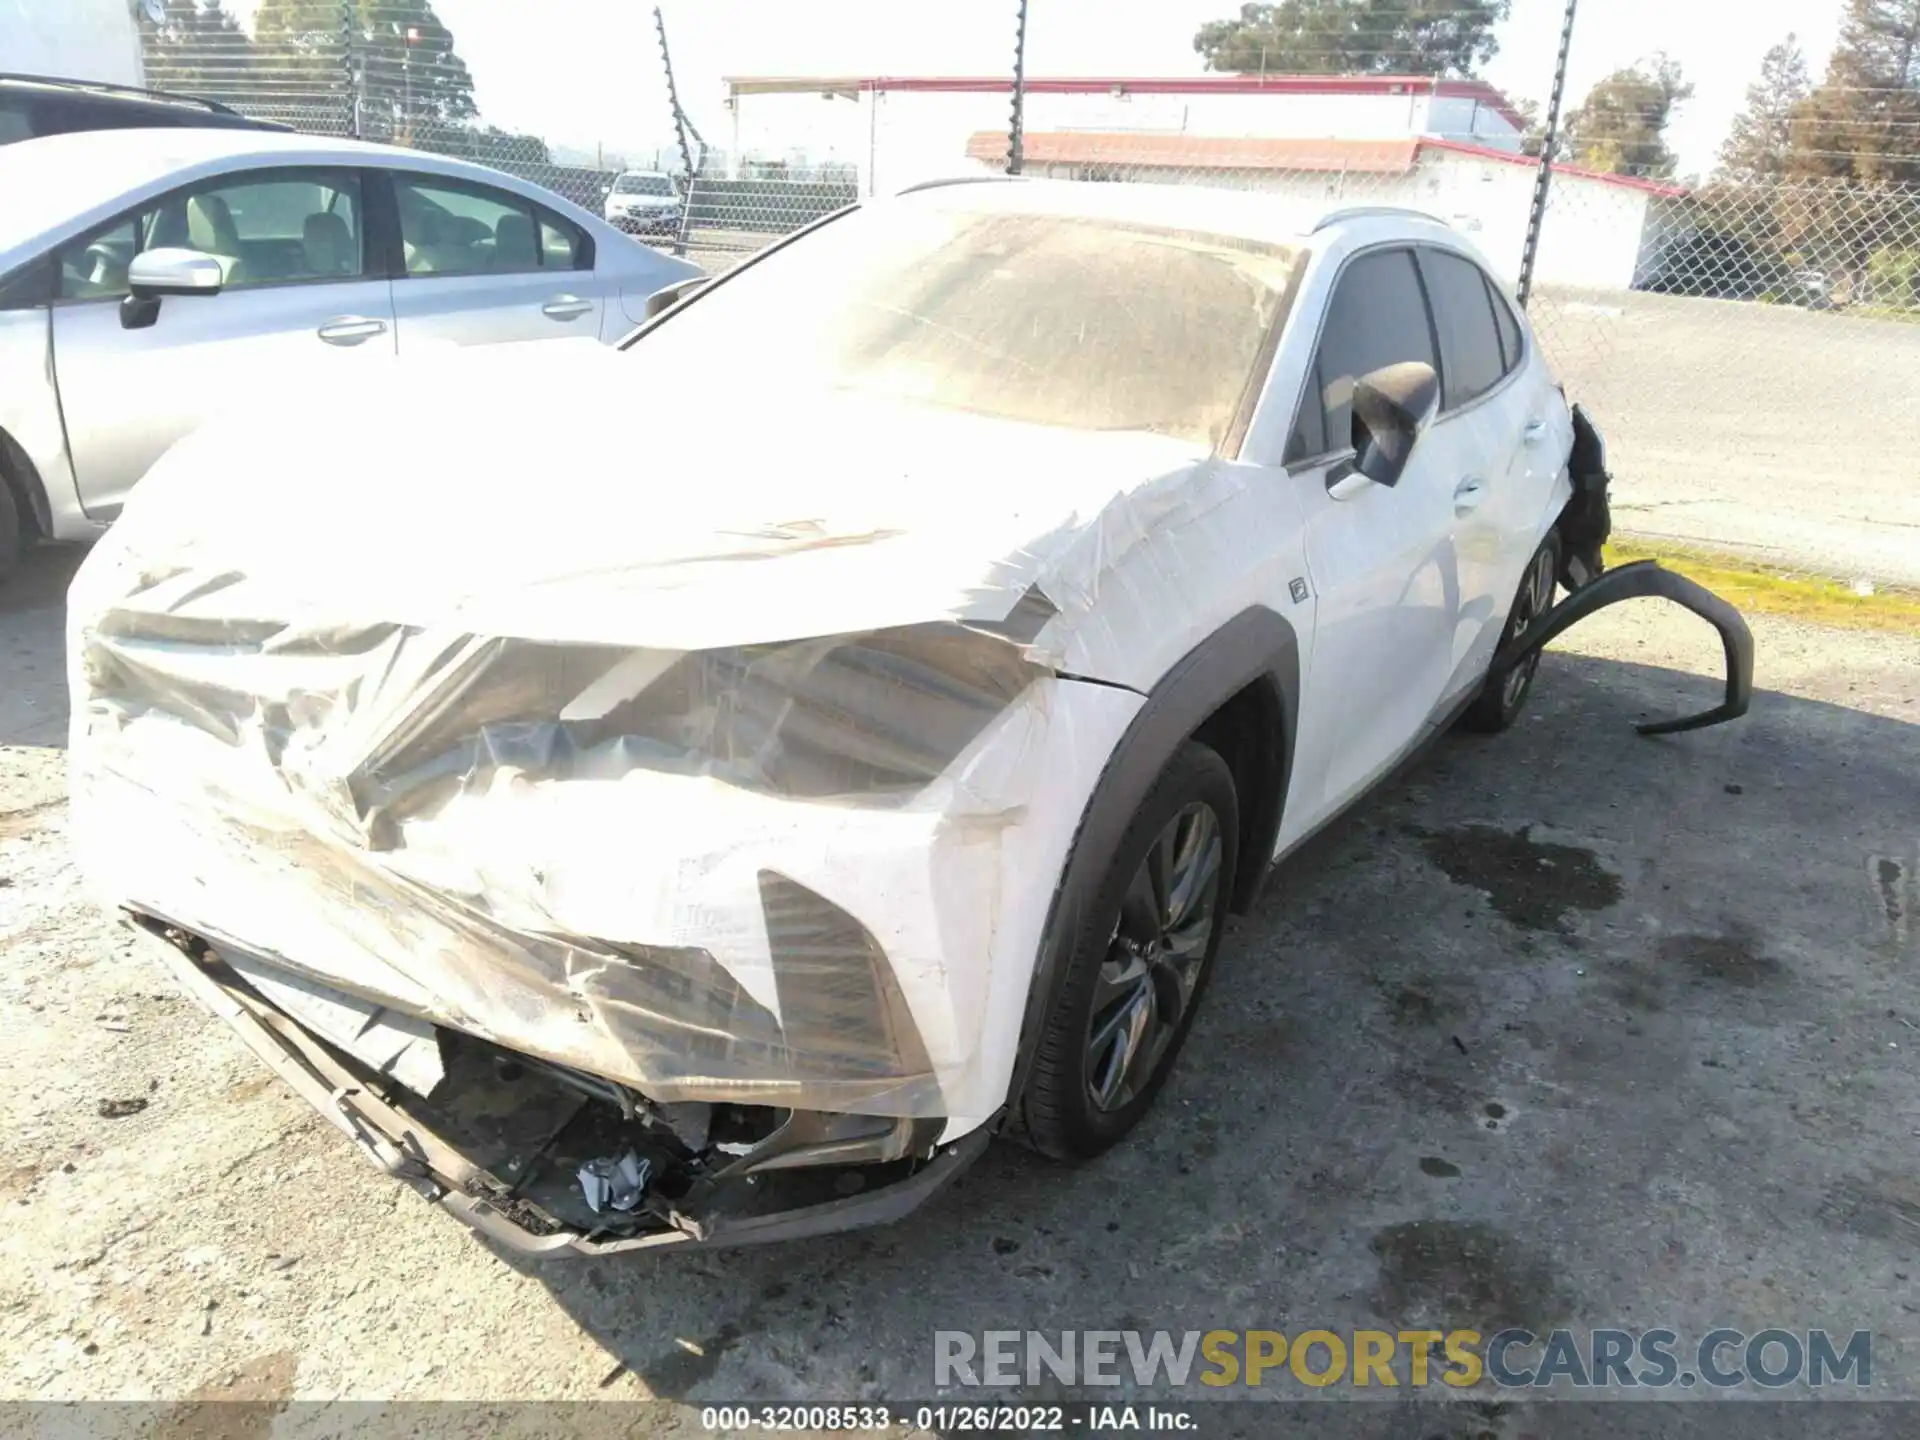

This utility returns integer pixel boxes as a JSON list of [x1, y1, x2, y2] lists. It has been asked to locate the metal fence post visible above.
[[1517, 0, 1578, 308], [340, 0, 358, 138], [655, 6, 697, 258], [1007, 0, 1029, 176]]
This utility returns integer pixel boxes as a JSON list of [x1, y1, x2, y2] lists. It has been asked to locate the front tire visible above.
[[1016, 742, 1238, 1162], [1463, 531, 1562, 734], [0, 481, 22, 588]]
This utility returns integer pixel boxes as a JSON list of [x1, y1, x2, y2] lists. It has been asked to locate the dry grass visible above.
[[1606, 537, 1920, 633]]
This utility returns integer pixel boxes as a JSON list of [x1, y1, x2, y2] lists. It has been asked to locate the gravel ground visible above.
[[3, 542, 1918, 1429]]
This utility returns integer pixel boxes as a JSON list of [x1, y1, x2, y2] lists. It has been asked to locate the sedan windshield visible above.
[[616, 174, 675, 196], [633, 196, 1303, 449]]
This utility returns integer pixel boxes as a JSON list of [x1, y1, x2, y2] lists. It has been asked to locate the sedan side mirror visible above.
[[1346, 361, 1439, 490], [643, 275, 706, 320], [128, 247, 226, 298]]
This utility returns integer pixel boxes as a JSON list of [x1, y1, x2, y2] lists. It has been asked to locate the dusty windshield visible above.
[[637, 200, 1302, 449]]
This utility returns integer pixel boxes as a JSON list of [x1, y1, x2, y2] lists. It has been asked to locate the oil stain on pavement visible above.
[[1417, 824, 1623, 932], [1370, 1220, 1566, 1331], [1660, 930, 1786, 988]]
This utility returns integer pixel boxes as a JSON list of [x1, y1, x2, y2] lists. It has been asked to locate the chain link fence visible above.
[[140, 6, 861, 272], [1524, 173, 1920, 592], [135, 5, 1918, 590]]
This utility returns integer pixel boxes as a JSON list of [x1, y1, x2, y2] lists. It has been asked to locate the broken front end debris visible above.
[[139, 919, 990, 1253], [1489, 401, 1754, 736]]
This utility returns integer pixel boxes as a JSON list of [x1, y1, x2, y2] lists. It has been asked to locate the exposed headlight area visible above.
[[322, 621, 1048, 834], [79, 616, 1046, 828], [72, 606, 1067, 1128]]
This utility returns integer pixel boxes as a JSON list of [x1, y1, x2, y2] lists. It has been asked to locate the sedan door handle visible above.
[[316, 315, 387, 346], [541, 295, 594, 321], [1523, 419, 1549, 444], [1454, 476, 1488, 513]]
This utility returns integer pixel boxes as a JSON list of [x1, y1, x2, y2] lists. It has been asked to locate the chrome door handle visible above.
[[317, 315, 387, 345], [1523, 419, 1549, 444], [1454, 476, 1487, 513], [541, 295, 594, 321]]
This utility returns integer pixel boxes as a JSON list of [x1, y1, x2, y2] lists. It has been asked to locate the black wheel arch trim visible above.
[[1008, 606, 1299, 1115], [0, 426, 52, 540]]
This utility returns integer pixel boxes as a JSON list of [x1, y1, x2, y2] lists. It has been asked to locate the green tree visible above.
[[1507, 95, 1563, 159], [1773, 0, 1920, 299], [1193, 0, 1510, 78], [140, 0, 260, 108], [1786, 0, 1920, 183], [1561, 56, 1694, 177], [253, 0, 476, 137], [1717, 35, 1811, 181]]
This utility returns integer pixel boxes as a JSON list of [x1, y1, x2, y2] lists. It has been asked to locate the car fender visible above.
[[1006, 606, 1299, 1112], [0, 308, 83, 541]]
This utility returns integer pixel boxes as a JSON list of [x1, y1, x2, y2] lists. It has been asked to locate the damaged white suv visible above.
[[68, 179, 1749, 1253]]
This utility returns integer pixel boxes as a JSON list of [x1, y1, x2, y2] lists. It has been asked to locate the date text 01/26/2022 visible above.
[[699, 1404, 1194, 1432]]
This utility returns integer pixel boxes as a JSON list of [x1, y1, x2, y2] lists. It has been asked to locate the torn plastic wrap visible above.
[[70, 600, 1137, 1117], [64, 345, 1222, 1123]]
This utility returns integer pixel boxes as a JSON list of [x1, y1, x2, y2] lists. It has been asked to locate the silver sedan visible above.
[[0, 128, 701, 577]]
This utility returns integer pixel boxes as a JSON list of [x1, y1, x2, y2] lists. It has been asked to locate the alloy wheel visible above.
[[1084, 802, 1225, 1112], [1501, 545, 1558, 709]]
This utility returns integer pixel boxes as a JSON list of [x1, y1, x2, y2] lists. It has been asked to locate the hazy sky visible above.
[[230, 0, 1846, 175]]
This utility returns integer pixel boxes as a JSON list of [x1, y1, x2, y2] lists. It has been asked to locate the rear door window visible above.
[[394, 175, 561, 277], [1417, 247, 1505, 411], [1287, 247, 1437, 462]]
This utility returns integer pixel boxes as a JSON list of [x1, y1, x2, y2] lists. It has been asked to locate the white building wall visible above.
[[1535, 171, 1655, 290], [726, 86, 1647, 290], [732, 87, 1512, 192], [1014, 152, 1649, 291], [1, 0, 145, 87]]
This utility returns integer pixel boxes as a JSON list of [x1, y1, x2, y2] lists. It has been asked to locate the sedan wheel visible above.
[[1086, 802, 1223, 1112], [1016, 741, 1239, 1161]]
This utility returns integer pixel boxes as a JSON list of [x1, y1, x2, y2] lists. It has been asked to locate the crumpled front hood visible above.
[[66, 343, 1174, 1120], [79, 342, 1210, 655]]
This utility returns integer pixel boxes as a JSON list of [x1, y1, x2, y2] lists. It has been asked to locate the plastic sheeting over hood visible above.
[[91, 342, 1212, 655], [65, 338, 1232, 1121]]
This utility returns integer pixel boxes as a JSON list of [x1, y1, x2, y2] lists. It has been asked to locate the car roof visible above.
[[0, 71, 266, 120], [0, 128, 604, 275], [888, 176, 1460, 252]]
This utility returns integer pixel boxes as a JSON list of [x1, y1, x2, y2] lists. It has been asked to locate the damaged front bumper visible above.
[[1493, 559, 1755, 735], [139, 918, 992, 1254], [1489, 400, 1754, 737]]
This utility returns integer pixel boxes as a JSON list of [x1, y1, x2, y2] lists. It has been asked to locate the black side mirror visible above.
[[1347, 361, 1439, 489], [643, 275, 706, 320]]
